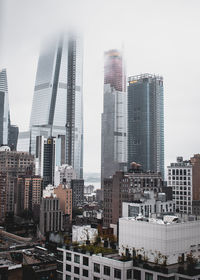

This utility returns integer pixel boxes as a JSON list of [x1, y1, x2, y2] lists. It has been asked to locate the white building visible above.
[[54, 164, 76, 186], [119, 215, 200, 265], [72, 225, 98, 244], [167, 157, 192, 214], [122, 191, 175, 218], [57, 245, 200, 280]]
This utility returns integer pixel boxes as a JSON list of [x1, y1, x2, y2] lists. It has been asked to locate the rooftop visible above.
[[121, 213, 200, 225]]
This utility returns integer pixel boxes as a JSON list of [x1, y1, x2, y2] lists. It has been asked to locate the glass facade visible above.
[[128, 74, 164, 178], [29, 34, 83, 178]]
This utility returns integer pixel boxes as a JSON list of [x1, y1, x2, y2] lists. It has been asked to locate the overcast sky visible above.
[[1, 0, 200, 174]]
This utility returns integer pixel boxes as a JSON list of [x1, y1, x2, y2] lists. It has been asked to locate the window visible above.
[[66, 252, 71, 261], [74, 266, 80, 274], [57, 272, 63, 280], [145, 272, 153, 280], [83, 256, 89, 266], [127, 269, 132, 279], [74, 254, 80, 264], [114, 268, 121, 279], [93, 277, 100, 280], [57, 262, 63, 272], [104, 265, 110, 276], [83, 269, 88, 277], [66, 264, 71, 272], [94, 263, 100, 273], [66, 275, 71, 280], [74, 278, 79, 280], [133, 269, 141, 280]]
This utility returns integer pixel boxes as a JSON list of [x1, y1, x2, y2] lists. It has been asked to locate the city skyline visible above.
[[1, 0, 200, 174]]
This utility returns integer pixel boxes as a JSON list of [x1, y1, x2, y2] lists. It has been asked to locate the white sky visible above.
[[1, 0, 200, 174]]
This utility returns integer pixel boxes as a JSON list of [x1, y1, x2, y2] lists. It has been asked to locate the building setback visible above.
[[128, 73, 164, 178], [29, 34, 83, 178], [101, 49, 127, 184]]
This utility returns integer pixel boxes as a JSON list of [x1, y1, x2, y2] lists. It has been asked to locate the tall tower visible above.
[[30, 34, 83, 178], [0, 69, 18, 149], [0, 69, 9, 145], [101, 50, 127, 184], [127, 73, 164, 177]]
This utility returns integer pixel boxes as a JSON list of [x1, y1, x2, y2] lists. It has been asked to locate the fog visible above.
[[1, 0, 200, 173]]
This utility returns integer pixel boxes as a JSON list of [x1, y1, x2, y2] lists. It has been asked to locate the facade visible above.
[[119, 215, 200, 265], [0, 172, 7, 222], [0, 69, 9, 146], [0, 146, 35, 218], [101, 50, 127, 184], [17, 131, 30, 152], [39, 196, 64, 236], [29, 34, 83, 178], [54, 184, 72, 220], [168, 155, 200, 215], [122, 191, 175, 218], [103, 163, 163, 227], [128, 73, 164, 178], [0, 69, 18, 150], [16, 176, 42, 215], [71, 179, 84, 207], [54, 164, 76, 186], [57, 245, 200, 280]]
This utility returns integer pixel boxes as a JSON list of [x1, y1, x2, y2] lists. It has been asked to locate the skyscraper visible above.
[[127, 73, 164, 177], [0, 69, 10, 146], [0, 69, 18, 150], [101, 49, 127, 183], [30, 33, 83, 178]]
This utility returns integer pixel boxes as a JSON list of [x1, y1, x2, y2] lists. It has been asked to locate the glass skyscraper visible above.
[[0, 69, 18, 149], [30, 34, 83, 178], [101, 50, 127, 183], [128, 73, 164, 177]]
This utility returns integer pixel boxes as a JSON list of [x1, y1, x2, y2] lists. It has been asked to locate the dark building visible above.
[[43, 137, 56, 188], [8, 124, 19, 151], [71, 179, 84, 207], [103, 163, 164, 227], [128, 73, 164, 178]]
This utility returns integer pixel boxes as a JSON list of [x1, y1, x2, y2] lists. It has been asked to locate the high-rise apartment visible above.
[[16, 175, 42, 216], [101, 50, 127, 183], [0, 146, 35, 220], [0, 69, 18, 150], [30, 34, 83, 178], [128, 73, 164, 177]]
